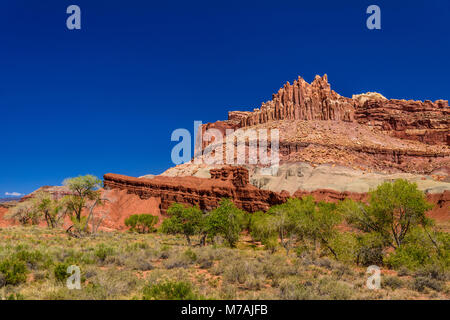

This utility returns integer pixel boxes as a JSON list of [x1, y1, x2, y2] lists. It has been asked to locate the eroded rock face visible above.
[[200, 75, 449, 174], [354, 99, 449, 145], [224, 75, 449, 146], [103, 166, 287, 214], [229, 75, 355, 126]]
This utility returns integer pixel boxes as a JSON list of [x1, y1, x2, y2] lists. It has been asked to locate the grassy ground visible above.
[[0, 226, 448, 300]]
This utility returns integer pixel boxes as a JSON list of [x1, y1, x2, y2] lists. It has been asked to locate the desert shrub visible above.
[[6, 201, 41, 225], [0, 273, 6, 287], [133, 260, 153, 271], [224, 263, 249, 284], [415, 264, 448, 281], [397, 267, 410, 276], [382, 276, 404, 290], [54, 262, 71, 282], [6, 293, 25, 300], [314, 257, 334, 270], [0, 258, 28, 285], [385, 228, 449, 271], [316, 278, 353, 300], [262, 255, 297, 282], [125, 214, 159, 234], [223, 260, 262, 285], [412, 277, 443, 292], [354, 233, 385, 266], [328, 232, 358, 264], [196, 248, 214, 269], [163, 250, 195, 269], [278, 280, 317, 300], [219, 284, 236, 299], [14, 249, 43, 269], [95, 244, 114, 262], [142, 281, 199, 300]]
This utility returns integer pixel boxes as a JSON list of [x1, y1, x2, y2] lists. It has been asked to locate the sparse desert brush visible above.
[[0, 226, 447, 300], [0, 257, 28, 286], [142, 280, 200, 300]]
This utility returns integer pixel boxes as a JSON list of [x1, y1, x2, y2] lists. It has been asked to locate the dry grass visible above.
[[0, 226, 448, 300]]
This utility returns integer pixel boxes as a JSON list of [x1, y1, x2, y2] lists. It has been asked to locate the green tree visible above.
[[62, 175, 102, 223], [205, 199, 245, 248], [249, 211, 278, 253], [125, 214, 159, 233], [33, 191, 64, 228], [339, 179, 433, 250], [161, 203, 204, 245], [262, 197, 341, 256]]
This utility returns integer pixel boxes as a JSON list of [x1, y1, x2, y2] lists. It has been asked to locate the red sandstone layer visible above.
[[103, 166, 287, 213], [199, 75, 449, 174]]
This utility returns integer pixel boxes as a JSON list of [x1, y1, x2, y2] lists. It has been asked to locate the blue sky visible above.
[[0, 0, 449, 196]]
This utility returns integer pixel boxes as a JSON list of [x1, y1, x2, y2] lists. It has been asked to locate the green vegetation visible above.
[[142, 280, 200, 300], [0, 178, 448, 300], [125, 214, 159, 234], [161, 204, 204, 245]]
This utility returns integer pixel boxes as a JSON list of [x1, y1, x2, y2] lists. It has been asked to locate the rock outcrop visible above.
[[198, 75, 449, 174], [230, 75, 355, 126], [223, 75, 449, 146], [103, 166, 287, 213]]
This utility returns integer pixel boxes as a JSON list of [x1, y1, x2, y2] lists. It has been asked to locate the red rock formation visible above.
[[223, 75, 449, 146], [229, 75, 355, 127], [199, 75, 449, 174], [20, 186, 72, 202], [103, 166, 287, 214], [354, 99, 450, 145]]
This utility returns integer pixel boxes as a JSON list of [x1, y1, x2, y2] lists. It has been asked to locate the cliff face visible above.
[[354, 98, 449, 145], [198, 75, 449, 174], [225, 75, 449, 146], [231, 75, 355, 126], [103, 166, 287, 214]]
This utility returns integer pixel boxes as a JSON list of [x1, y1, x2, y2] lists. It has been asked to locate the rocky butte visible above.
[[5, 74, 449, 229]]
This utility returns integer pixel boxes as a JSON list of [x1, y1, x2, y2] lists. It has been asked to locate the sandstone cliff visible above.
[[198, 75, 449, 174]]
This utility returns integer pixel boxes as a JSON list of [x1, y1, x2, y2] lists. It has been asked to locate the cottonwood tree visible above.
[[33, 191, 65, 228], [252, 197, 341, 257], [62, 175, 103, 236], [161, 203, 204, 245], [339, 179, 433, 250], [205, 199, 246, 248]]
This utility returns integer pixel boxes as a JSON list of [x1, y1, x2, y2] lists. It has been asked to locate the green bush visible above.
[[382, 276, 404, 290], [355, 233, 385, 266], [14, 249, 43, 269], [385, 228, 448, 271], [0, 258, 28, 285], [142, 281, 199, 300], [54, 262, 71, 282], [125, 214, 159, 233], [95, 244, 114, 262]]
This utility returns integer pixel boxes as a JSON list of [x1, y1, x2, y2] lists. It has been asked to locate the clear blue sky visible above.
[[0, 0, 449, 196]]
